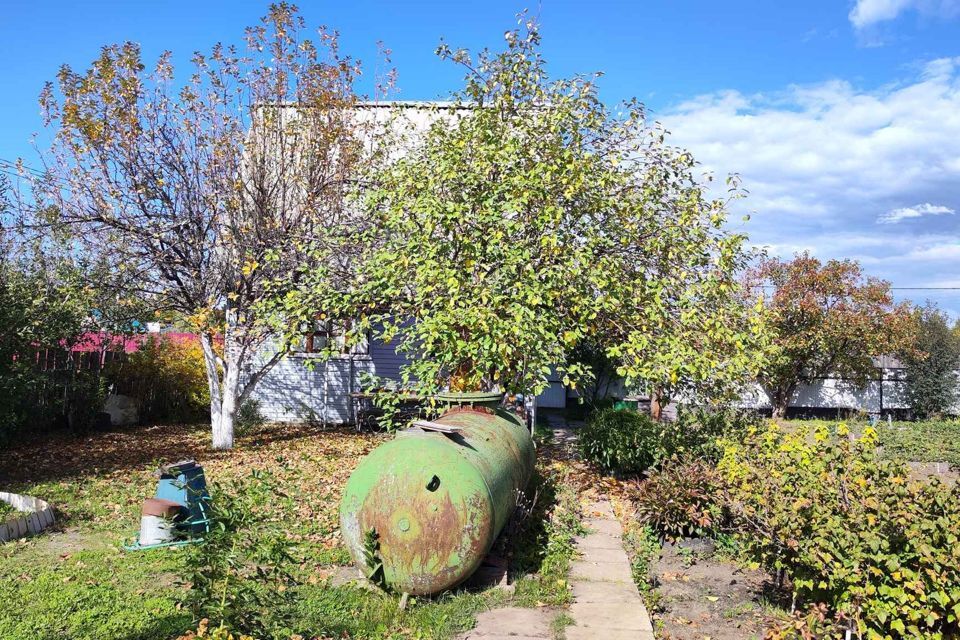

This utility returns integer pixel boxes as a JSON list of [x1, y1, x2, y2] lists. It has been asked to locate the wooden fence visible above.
[[8, 346, 128, 427]]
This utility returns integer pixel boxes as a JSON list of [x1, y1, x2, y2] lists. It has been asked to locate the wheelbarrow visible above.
[[124, 459, 212, 551]]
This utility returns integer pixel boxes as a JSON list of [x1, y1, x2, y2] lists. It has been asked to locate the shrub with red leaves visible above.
[[631, 456, 721, 541]]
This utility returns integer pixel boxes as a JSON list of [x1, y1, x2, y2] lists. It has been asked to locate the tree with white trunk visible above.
[[29, 4, 373, 448]]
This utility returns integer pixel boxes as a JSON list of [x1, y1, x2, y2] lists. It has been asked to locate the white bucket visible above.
[[139, 514, 176, 546]]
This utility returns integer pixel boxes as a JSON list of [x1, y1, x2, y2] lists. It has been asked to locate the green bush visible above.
[[65, 369, 109, 435], [182, 471, 297, 637], [631, 457, 721, 541], [235, 399, 266, 435], [667, 406, 761, 462], [719, 422, 960, 639], [0, 362, 43, 446], [578, 406, 759, 475], [577, 408, 662, 474], [1, 364, 110, 445]]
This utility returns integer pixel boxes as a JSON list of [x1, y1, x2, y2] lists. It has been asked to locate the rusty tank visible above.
[[339, 392, 535, 595]]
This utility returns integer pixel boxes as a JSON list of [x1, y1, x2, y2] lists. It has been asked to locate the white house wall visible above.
[[247, 354, 374, 423], [248, 338, 565, 422], [738, 368, 912, 412], [245, 330, 418, 424]]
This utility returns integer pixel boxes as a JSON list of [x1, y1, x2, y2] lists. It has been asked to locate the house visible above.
[[242, 103, 941, 423], [738, 356, 917, 418]]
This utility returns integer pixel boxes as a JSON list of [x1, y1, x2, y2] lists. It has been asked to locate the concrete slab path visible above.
[[457, 606, 555, 639], [567, 499, 655, 639], [457, 413, 655, 639]]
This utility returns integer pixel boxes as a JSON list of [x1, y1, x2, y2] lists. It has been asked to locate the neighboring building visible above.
[[738, 357, 912, 418], [737, 357, 960, 418]]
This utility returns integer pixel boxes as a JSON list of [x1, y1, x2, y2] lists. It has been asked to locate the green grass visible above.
[[0, 540, 190, 640], [289, 583, 511, 640], [533, 414, 554, 445], [874, 420, 960, 465], [509, 466, 584, 609], [0, 500, 17, 520], [550, 611, 575, 637], [0, 423, 583, 640], [620, 521, 661, 610], [782, 418, 960, 465]]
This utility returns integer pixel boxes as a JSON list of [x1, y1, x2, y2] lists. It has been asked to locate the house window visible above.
[[300, 317, 368, 355]]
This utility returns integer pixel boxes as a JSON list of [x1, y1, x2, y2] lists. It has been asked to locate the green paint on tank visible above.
[[339, 392, 535, 595]]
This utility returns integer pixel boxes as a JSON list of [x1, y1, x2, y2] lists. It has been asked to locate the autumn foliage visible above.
[[754, 252, 914, 417], [109, 334, 210, 423], [720, 422, 960, 638]]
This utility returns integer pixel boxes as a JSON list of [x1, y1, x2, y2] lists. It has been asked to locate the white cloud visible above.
[[849, 0, 960, 29], [850, 0, 914, 28], [878, 202, 955, 223], [903, 241, 960, 260], [659, 58, 960, 294]]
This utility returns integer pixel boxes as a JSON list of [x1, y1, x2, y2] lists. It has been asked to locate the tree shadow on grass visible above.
[[0, 422, 371, 485], [499, 467, 559, 581], [108, 613, 194, 640]]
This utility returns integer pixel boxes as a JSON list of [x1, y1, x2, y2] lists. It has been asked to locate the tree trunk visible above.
[[650, 387, 663, 421], [767, 385, 794, 421], [214, 363, 240, 450], [200, 332, 237, 451]]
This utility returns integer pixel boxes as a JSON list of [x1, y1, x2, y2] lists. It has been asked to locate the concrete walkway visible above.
[[459, 413, 655, 639], [457, 606, 555, 640], [566, 499, 655, 639]]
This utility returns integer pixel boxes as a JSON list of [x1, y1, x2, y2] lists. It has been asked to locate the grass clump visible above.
[[0, 501, 18, 520], [510, 465, 584, 607], [622, 523, 659, 596], [874, 419, 960, 465]]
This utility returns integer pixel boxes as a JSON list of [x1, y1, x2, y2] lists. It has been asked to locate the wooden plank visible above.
[[411, 420, 462, 433]]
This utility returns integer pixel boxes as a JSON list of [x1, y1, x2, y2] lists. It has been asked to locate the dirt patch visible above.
[[906, 461, 960, 484], [32, 527, 111, 557], [651, 541, 787, 640]]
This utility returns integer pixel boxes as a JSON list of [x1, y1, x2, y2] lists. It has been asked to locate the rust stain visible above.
[[340, 397, 534, 595]]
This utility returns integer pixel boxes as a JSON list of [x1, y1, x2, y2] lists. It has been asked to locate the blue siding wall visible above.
[[245, 336, 411, 424], [367, 336, 410, 383]]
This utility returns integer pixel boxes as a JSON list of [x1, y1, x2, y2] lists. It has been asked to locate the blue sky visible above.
[[2, 1, 960, 311]]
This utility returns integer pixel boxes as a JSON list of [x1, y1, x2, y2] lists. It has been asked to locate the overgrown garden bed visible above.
[[578, 409, 960, 639]]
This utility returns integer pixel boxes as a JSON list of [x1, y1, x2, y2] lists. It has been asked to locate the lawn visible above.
[[0, 422, 588, 640], [873, 419, 960, 465]]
